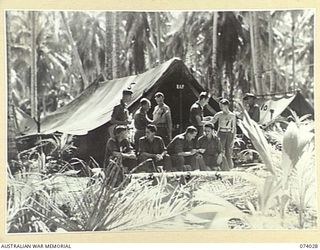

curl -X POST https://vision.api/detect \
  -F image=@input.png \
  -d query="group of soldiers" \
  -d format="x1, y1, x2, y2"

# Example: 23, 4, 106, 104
104, 87, 260, 173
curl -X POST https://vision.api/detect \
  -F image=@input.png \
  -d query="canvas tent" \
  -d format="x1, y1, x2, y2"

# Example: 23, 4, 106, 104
24, 58, 219, 164
256, 91, 314, 125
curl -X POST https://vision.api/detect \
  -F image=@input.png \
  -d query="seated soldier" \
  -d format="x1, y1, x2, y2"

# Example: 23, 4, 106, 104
167, 126, 202, 172
197, 123, 223, 171
104, 125, 137, 173
138, 124, 172, 172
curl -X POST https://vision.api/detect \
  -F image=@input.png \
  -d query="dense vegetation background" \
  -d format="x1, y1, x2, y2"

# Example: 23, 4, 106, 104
7, 10, 314, 116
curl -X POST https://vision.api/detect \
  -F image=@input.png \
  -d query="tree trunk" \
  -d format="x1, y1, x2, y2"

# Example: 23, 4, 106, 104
211, 11, 218, 92
60, 11, 89, 90
105, 12, 113, 80
226, 62, 234, 110
291, 11, 296, 91
112, 12, 121, 78
146, 13, 157, 68
155, 12, 161, 65
30, 11, 38, 120
285, 47, 289, 92
6, 11, 18, 162
249, 12, 262, 95
268, 12, 275, 94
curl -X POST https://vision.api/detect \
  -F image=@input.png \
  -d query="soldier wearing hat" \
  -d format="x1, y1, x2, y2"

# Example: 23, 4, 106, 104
211, 98, 237, 170
189, 91, 210, 138
152, 92, 173, 145
243, 93, 260, 122
109, 88, 133, 137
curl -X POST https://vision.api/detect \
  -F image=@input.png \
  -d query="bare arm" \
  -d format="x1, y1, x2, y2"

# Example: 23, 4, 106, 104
195, 115, 204, 126
211, 113, 220, 124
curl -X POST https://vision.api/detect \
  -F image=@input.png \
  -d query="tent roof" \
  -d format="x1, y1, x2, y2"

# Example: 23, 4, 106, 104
257, 91, 314, 125
26, 58, 204, 136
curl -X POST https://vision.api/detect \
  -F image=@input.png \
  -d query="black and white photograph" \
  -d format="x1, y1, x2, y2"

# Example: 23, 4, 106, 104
6, 9, 316, 233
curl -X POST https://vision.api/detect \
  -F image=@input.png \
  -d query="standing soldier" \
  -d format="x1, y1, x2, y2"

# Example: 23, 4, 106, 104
189, 92, 210, 138
211, 99, 237, 170
152, 92, 172, 145
109, 89, 133, 137
134, 98, 152, 150
243, 93, 260, 122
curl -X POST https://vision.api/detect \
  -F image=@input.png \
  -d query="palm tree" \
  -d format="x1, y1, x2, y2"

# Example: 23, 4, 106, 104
211, 11, 218, 91
60, 11, 89, 91
105, 12, 113, 80
291, 10, 296, 91
269, 11, 275, 93
113, 12, 121, 78
155, 12, 161, 65
8, 11, 72, 116
30, 11, 38, 121
249, 12, 263, 95
6, 12, 18, 162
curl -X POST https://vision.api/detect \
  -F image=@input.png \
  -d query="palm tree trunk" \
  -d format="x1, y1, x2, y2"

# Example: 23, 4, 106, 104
249, 12, 256, 93
95, 48, 101, 76
105, 12, 113, 80
6, 12, 18, 162
146, 13, 157, 68
211, 11, 218, 91
268, 12, 276, 94
269, 11, 275, 93
249, 12, 262, 95
155, 12, 161, 65
227, 62, 234, 110
291, 11, 296, 91
30, 11, 38, 121
253, 12, 263, 95
60, 11, 89, 90
112, 12, 121, 78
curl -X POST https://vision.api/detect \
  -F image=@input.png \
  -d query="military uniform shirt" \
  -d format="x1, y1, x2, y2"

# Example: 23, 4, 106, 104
197, 135, 222, 156
111, 100, 129, 123
105, 138, 132, 162
139, 136, 166, 155
167, 134, 196, 155
134, 108, 151, 130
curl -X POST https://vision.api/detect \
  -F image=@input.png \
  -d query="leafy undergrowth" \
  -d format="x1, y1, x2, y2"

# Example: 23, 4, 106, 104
7, 110, 317, 232
7, 165, 317, 232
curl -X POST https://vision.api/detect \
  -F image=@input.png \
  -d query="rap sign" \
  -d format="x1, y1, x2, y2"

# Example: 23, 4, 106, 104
176, 84, 185, 89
